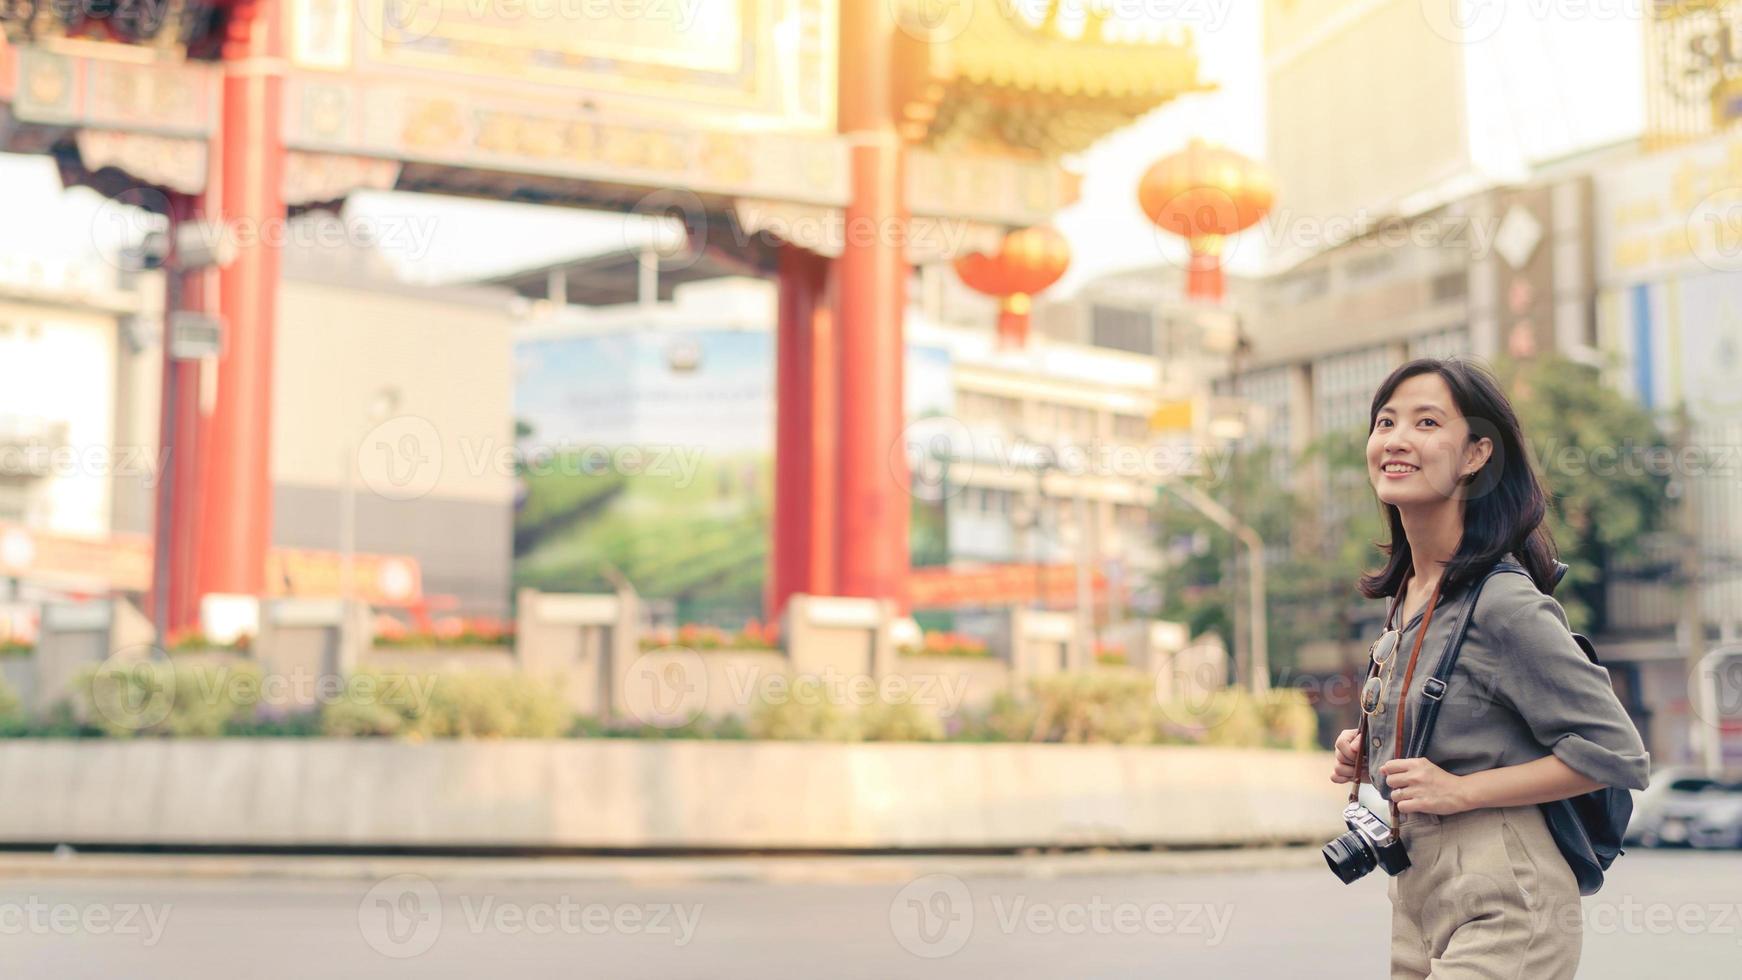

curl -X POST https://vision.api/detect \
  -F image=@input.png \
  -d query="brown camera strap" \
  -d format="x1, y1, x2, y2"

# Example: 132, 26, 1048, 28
1351, 573, 1447, 830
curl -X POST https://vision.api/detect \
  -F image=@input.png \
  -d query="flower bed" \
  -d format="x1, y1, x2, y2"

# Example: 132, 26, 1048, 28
897, 631, 991, 659
639, 620, 780, 652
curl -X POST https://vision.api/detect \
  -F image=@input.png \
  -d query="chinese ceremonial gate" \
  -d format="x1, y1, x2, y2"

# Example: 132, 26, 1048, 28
0, 0, 1205, 629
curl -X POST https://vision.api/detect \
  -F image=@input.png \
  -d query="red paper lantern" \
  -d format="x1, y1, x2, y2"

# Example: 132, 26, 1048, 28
1138, 140, 1274, 302
954, 225, 1071, 347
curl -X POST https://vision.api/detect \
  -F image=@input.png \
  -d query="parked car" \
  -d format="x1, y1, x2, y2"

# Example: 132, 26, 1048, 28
1627, 768, 1742, 848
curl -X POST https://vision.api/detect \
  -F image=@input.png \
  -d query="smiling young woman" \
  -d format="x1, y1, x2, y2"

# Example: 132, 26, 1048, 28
1328, 357, 1649, 979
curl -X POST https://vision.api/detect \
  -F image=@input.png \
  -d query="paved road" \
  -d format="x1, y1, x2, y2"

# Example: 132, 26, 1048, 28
2, 851, 1738, 978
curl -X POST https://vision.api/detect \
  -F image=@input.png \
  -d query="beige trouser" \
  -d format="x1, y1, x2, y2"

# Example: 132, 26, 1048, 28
1388, 804, 1583, 979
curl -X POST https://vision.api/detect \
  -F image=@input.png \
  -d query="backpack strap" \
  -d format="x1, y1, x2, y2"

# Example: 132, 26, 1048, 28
1403, 559, 1530, 760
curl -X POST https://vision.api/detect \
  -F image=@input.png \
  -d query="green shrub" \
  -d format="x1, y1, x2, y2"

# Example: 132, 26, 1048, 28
1026, 674, 1158, 744
320, 697, 408, 738
321, 671, 569, 739
222, 710, 324, 738
440, 672, 557, 738
967, 690, 1042, 742
1256, 689, 1319, 750
0, 674, 22, 733
78, 659, 261, 738
1197, 691, 1266, 748
747, 695, 861, 741
859, 699, 944, 742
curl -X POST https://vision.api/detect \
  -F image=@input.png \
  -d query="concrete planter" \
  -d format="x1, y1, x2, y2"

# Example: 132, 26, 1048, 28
362, 646, 517, 674
0, 738, 1345, 850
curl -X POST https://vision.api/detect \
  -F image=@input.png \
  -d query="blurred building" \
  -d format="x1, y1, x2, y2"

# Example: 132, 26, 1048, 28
0, 256, 160, 628
271, 220, 519, 620
1644, 1, 1742, 148
1592, 125, 1742, 766
0, 220, 518, 634
495, 264, 1174, 624
1262, 0, 1625, 266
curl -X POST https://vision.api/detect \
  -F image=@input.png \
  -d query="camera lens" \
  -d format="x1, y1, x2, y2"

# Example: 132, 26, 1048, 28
1323, 830, 1378, 884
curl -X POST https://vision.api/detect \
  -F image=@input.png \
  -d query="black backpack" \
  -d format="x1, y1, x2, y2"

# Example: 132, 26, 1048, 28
1406, 558, 1634, 896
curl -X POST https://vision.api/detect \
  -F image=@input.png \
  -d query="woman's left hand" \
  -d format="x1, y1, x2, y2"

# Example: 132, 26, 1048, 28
1379, 757, 1474, 815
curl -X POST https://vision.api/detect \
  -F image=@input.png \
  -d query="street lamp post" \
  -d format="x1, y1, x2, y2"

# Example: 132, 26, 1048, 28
340, 386, 401, 662
1163, 480, 1269, 694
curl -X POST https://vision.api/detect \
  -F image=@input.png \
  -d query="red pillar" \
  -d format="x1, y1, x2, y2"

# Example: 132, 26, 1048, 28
769, 246, 836, 621
151, 193, 211, 635
835, 0, 909, 607
196, 0, 284, 600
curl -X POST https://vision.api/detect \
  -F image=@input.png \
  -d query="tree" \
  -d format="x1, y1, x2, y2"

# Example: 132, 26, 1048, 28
1500, 355, 1672, 632
1148, 353, 1671, 686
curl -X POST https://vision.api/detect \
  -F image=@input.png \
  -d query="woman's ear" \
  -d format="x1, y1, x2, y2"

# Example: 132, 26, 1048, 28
1464, 436, 1494, 481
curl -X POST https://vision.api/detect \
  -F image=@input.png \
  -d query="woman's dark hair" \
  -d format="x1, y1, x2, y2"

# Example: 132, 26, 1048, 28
1358, 357, 1559, 599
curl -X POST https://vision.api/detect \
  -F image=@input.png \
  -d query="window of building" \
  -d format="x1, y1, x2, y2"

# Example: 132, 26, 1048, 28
1113, 413, 1149, 443
1408, 326, 1472, 361
1090, 304, 1155, 355
1431, 271, 1465, 304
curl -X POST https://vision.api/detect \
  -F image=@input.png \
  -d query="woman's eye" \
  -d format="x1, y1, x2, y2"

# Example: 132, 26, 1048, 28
1419, 418, 1438, 427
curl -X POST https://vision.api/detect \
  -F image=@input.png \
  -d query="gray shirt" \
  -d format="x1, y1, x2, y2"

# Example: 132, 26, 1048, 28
1366, 558, 1651, 801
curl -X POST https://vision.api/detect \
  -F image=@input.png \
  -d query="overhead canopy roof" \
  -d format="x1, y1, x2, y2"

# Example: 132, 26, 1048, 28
895, 0, 1213, 156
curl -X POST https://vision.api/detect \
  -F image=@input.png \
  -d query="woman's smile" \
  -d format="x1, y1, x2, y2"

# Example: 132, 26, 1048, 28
1380, 460, 1420, 479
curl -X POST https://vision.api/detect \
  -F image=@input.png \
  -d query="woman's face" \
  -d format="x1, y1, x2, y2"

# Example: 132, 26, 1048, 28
1367, 372, 1492, 509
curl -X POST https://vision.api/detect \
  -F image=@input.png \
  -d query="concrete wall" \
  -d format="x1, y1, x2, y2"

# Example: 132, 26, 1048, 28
0, 739, 1346, 849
